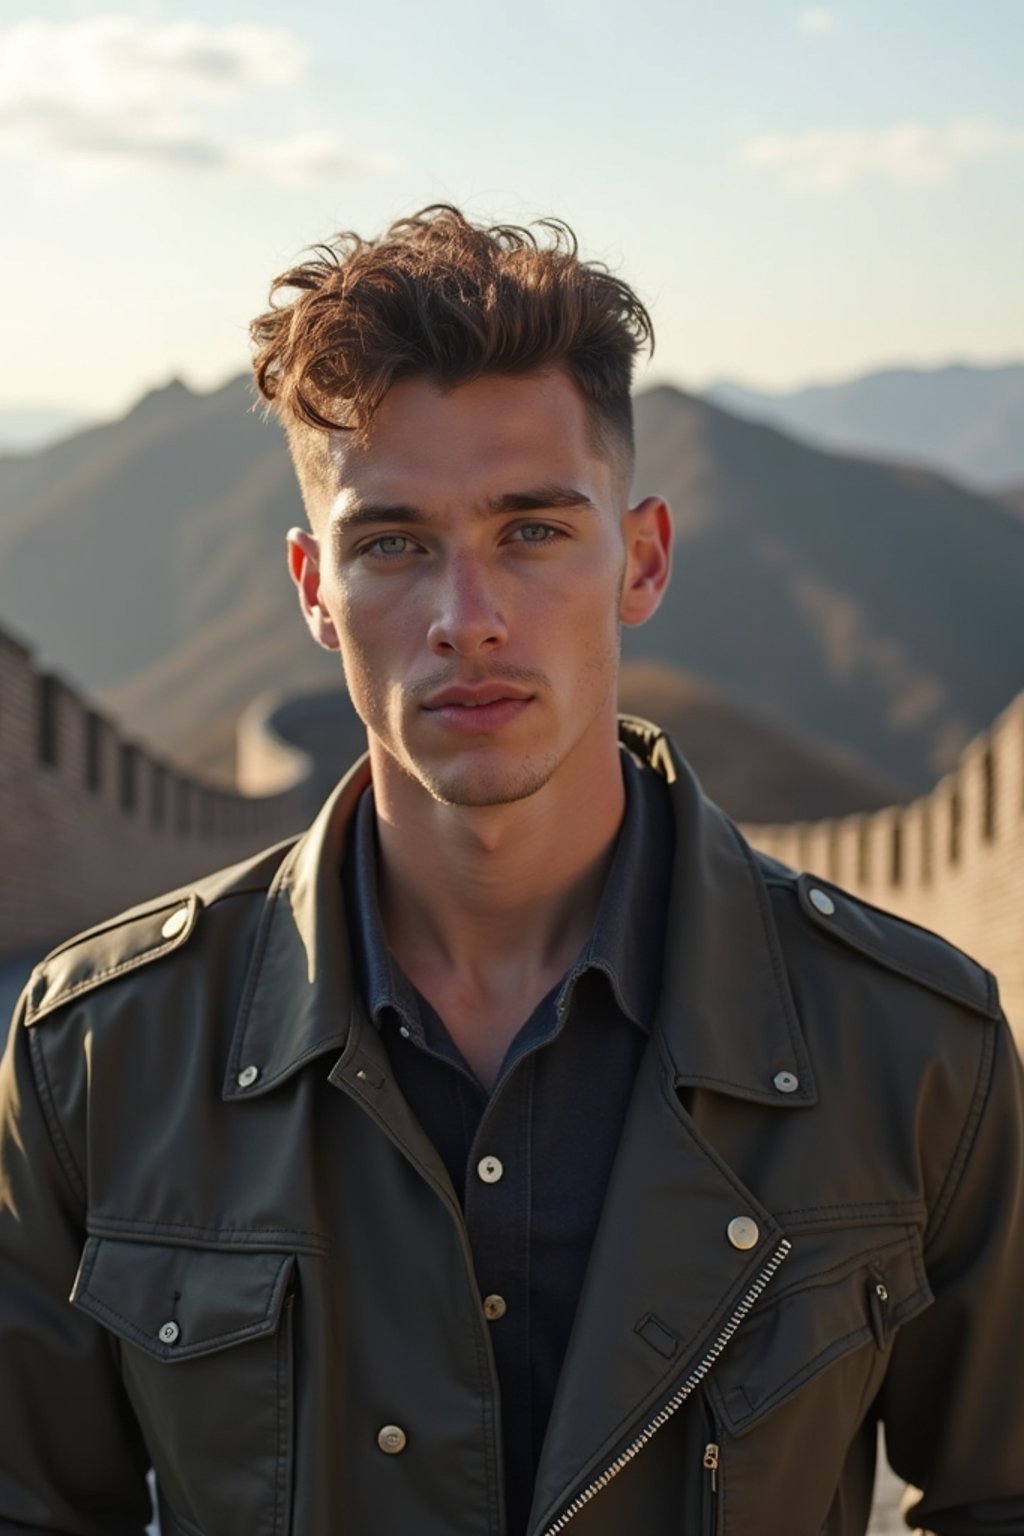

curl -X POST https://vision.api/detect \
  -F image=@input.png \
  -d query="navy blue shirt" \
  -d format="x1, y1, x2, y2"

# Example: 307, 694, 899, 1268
342, 748, 675, 1534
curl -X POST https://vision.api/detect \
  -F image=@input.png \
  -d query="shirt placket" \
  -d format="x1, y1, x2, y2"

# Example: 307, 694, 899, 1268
464, 1061, 536, 1481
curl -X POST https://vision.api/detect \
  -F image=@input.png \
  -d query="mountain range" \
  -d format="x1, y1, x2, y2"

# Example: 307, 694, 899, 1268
1, 372, 1022, 818
709, 362, 1024, 490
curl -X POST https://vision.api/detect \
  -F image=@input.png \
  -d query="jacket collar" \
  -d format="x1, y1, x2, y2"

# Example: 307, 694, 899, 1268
223, 717, 817, 1109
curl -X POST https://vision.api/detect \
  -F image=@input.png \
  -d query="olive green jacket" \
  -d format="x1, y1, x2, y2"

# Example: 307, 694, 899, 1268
2, 719, 1023, 1536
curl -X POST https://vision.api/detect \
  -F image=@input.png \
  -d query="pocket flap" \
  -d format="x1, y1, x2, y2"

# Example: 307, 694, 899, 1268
708, 1229, 931, 1437
72, 1237, 295, 1362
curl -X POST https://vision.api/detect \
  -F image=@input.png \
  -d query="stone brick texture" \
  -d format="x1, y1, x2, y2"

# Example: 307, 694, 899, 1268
0, 627, 307, 953
744, 689, 1024, 1053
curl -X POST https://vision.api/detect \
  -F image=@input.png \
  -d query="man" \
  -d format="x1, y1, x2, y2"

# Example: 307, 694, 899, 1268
1, 206, 1022, 1536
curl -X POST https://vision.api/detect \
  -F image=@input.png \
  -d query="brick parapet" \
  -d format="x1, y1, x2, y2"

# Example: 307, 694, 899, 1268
0, 622, 308, 953
743, 690, 1024, 1046
5, 614, 1024, 1047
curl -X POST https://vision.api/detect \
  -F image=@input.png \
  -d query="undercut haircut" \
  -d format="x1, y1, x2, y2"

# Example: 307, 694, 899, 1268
250, 204, 654, 519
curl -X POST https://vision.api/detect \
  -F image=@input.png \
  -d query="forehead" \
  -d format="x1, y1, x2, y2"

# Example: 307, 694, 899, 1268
326, 370, 614, 512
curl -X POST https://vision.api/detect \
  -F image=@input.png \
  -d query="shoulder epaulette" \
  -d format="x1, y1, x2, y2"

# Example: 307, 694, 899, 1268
793, 872, 1001, 1021
26, 892, 202, 1026
24, 836, 298, 1027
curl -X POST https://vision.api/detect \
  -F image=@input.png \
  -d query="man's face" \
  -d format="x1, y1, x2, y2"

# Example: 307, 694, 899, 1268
288, 368, 670, 808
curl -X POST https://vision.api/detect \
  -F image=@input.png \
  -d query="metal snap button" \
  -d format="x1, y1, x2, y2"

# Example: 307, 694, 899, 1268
237, 1064, 260, 1088
809, 887, 836, 917
158, 1321, 180, 1345
377, 1424, 407, 1454
161, 907, 190, 940
727, 1216, 760, 1251
773, 1070, 799, 1094
483, 1294, 507, 1321
477, 1156, 504, 1184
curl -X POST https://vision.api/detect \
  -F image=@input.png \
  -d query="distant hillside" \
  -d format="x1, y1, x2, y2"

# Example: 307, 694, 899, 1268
628, 385, 1024, 788
996, 485, 1024, 518
708, 362, 1024, 489
617, 662, 903, 821
224, 666, 903, 826
1, 373, 1022, 804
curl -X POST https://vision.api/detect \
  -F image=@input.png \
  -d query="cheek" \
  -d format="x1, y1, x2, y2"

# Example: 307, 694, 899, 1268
330, 578, 416, 717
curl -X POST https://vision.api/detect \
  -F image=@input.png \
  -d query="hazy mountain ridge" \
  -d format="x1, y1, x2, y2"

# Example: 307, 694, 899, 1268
1, 372, 1022, 815
708, 361, 1024, 490
617, 661, 903, 821
996, 485, 1024, 518
627, 384, 1024, 788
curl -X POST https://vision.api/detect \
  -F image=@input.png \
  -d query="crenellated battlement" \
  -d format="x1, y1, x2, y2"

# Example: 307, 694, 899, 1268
743, 689, 1024, 1042
3, 614, 1022, 1040
0, 622, 310, 952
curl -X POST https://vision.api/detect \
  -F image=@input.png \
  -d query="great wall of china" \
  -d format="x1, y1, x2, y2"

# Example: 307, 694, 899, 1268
2, 618, 1022, 1043
0, 617, 1018, 1531
747, 688, 1024, 1043
0, 623, 307, 957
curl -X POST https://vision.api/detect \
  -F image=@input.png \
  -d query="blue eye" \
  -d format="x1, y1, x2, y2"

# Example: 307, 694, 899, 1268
368, 534, 413, 557
516, 523, 558, 543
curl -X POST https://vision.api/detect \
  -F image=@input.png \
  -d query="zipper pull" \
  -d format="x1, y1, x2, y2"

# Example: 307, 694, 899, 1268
868, 1268, 890, 1350
702, 1443, 720, 1493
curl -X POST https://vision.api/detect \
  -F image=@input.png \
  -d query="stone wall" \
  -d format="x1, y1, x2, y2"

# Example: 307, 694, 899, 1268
0, 624, 309, 953
4, 608, 1023, 1045
743, 689, 1024, 1044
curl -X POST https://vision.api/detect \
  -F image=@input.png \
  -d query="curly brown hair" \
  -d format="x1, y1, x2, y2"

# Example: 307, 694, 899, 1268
250, 204, 653, 517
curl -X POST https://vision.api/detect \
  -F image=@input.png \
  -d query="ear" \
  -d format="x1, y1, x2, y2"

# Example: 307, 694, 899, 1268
286, 528, 341, 652
619, 496, 672, 627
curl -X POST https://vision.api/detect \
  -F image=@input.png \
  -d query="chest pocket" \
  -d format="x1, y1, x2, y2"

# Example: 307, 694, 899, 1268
707, 1226, 932, 1439
72, 1236, 295, 1536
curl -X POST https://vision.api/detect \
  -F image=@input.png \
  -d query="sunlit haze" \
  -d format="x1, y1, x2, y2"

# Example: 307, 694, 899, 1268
3, 0, 1022, 420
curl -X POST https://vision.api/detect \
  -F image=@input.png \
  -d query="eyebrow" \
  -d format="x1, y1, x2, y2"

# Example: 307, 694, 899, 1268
334, 484, 597, 528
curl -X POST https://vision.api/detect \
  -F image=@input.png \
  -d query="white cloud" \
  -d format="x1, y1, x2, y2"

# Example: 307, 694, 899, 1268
739, 118, 1024, 192
0, 16, 379, 182
797, 7, 838, 34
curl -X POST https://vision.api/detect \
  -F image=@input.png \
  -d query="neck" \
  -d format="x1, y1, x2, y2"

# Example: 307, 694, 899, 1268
369, 736, 626, 996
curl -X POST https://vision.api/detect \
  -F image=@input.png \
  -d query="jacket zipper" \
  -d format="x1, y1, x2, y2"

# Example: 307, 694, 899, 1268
540, 1238, 791, 1536
702, 1438, 720, 1534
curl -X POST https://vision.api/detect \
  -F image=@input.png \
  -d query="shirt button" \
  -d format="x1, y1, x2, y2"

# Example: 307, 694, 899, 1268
237, 1065, 260, 1089
483, 1294, 507, 1321
158, 1321, 180, 1345
773, 1070, 799, 1094
727, 1216, 760, 1251
477, 1156, 504, 1184
398, 1025, 411, 1039
809, 887, 836, 916
377, 1424, 407, 1455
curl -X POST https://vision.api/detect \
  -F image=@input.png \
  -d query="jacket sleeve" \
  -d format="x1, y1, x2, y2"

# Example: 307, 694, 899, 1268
0, 990, 153, 1535
878, 1009, 1024, 1535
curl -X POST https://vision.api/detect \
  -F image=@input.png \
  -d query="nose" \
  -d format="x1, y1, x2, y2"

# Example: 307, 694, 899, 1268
427, 551, 508, 656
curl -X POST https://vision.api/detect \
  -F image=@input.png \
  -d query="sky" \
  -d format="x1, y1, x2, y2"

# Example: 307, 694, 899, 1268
2, 0, 1022, 421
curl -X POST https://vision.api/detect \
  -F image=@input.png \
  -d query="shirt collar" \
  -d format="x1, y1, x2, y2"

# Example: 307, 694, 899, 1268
344, 746, 672, 1041
344, 787, 421, 1035
222, 719, 817, 1111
